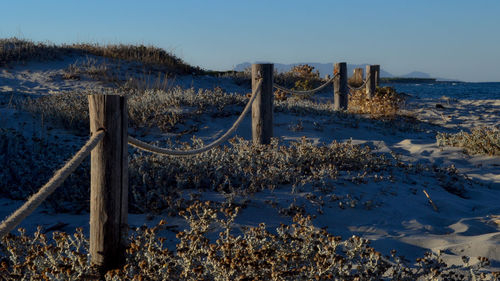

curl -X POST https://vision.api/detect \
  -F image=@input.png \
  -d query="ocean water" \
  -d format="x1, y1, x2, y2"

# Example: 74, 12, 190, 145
381, 82, 500, 100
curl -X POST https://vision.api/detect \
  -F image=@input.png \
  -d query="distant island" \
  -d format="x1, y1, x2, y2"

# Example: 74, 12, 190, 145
380, 77, 436, 83
234, 62, 458, 83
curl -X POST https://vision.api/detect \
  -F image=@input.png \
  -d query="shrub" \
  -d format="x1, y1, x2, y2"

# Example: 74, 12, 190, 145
273, 64, 328, 101
0, 202, 496, 280
349, 86, 406, 118
437, 127, 500, 156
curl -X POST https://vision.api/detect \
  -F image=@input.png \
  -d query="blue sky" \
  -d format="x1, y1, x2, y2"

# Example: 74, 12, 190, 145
1, 0, 499, 82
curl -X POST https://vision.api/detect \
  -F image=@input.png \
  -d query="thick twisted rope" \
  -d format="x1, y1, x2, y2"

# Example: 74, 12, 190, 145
0, 130, 105, 238
273, 74, 337, 95
128, 78, 263, 156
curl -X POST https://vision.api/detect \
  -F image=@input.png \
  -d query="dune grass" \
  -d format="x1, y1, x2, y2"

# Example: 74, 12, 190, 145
0, 38, 69, 66
0, 37, 200, 75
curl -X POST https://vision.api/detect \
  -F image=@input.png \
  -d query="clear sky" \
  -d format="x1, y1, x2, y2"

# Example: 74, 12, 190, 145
1, 0, 499, 82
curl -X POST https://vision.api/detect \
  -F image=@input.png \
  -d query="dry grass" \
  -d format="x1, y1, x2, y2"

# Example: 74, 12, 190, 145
0, 38, 70, 66
349, 86, 406, 118
0, 38, 200, 75
437, 127, 500, 156
62, 56, 117, 82
70, 43, 201, 75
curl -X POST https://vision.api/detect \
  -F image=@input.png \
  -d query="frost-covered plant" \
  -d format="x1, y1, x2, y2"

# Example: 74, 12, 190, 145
437, 127, 500, 156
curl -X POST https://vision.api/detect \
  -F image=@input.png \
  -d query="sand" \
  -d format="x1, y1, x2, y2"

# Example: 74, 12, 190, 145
0, 55, 499, 271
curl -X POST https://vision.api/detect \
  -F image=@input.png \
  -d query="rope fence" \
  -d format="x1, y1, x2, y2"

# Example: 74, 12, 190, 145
272, 74, 337, 95
0, 129, 105, 238
129, 78, 262, 156
0, 62, 381, 273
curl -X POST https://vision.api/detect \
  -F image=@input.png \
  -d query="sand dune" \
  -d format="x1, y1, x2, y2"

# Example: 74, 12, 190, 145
0, 56, 499, 271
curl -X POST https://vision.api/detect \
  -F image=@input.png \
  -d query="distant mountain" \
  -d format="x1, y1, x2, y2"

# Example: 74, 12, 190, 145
234, 62, 394, 78
399, 71, 431, 78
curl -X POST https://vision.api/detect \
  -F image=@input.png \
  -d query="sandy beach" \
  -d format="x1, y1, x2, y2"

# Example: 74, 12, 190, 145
0, 53, 499, 275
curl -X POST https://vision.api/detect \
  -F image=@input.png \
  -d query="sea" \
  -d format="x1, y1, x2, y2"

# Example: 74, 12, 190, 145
381, 82, 500, 100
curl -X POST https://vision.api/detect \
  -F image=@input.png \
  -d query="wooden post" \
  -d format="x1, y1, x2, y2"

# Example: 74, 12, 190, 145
251, 63, 273, 144
334, 62, 348, 110
348, 67, 364, 87
88, 95, 128, 274
365, 65, 377, 98
372, 65, 380, 86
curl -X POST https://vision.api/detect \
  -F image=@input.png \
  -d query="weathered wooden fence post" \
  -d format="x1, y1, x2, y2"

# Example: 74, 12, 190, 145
365, 65, 377, 98
348, 67, 364, 86
334, 62, 348, 110
373, 64, 380, 86
251, 63, 273, 144
88, 95, 128, 274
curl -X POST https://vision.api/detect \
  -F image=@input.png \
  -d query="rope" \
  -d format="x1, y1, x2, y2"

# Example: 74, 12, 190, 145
0, 130, 105, 238
128, 78, 263, 156
273, 74, 337, 95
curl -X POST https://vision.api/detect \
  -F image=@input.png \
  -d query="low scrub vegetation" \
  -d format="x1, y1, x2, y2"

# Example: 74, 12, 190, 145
21, 84, 366, 136
437, 127, 500, 156
20, 86, 247, 133
0, 128, 90, 212
0, 124, 471, 214
128, 137, 389, 212
3, 40, 497, 279
274, 64, 327, 100
0, 202, 496, 280
349, 86, 406, 118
